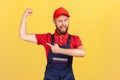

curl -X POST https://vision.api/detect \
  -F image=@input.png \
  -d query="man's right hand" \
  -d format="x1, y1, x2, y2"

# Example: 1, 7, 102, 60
23, 9, 32, 17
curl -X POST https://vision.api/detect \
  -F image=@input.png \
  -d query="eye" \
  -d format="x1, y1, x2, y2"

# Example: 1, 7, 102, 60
58, 20, 62, 22
64, 19, 68, 22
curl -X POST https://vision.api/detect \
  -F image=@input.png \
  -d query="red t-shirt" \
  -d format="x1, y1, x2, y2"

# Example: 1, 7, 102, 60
35, 31, 83, 59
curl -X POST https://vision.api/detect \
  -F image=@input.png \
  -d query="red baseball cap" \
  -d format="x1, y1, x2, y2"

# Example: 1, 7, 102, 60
53, 7, 70, 19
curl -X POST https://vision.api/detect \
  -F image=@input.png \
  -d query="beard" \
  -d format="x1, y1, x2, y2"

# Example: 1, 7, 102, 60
56, 25, 69, 35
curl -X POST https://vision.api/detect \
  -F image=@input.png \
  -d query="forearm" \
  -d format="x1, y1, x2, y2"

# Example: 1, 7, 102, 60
59, 48, 85, 57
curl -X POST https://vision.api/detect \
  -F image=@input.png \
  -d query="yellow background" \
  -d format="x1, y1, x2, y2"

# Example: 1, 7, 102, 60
0, 0, 120, 80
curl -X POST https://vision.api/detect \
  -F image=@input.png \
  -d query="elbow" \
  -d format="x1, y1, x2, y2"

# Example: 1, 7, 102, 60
19, 34, 26, 40
78, 50, 85, 57
19, 34, 23, 40
81, 50, 85, 57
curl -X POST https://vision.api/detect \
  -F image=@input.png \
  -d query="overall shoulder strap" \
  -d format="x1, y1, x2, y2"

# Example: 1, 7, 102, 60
51, 34, 54, 45
67, 34, 71, 44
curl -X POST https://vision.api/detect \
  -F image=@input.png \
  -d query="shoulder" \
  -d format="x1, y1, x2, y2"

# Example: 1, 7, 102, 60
35, 33, 52, 45
35, 33, 52, 38
35, 33, 51, 36
69, 34, 83, 48
35, 32, 52, 41
69, 34, 81, 40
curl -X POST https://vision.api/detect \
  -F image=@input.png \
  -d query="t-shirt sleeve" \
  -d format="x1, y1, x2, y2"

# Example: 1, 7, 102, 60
73, 35, 83, 48
35, 33, 51, 45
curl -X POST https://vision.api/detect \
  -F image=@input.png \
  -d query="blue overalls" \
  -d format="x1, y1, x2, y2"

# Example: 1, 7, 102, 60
44, 34, 75, 80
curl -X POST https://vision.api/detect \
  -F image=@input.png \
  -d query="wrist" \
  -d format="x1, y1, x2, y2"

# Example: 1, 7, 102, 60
59, 48, 63, 54
22, 15, 27, 19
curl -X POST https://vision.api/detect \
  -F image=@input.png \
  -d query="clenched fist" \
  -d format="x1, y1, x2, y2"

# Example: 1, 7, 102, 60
23, 9, 32, 17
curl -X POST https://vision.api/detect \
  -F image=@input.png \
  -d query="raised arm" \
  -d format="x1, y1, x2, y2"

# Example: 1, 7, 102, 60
19, 9, 37, 43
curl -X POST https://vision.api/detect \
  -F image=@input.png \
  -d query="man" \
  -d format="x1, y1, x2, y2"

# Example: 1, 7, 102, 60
20, 7, 85, 80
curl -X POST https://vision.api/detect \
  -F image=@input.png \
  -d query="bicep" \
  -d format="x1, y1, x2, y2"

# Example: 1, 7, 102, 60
20, 34, 37, 43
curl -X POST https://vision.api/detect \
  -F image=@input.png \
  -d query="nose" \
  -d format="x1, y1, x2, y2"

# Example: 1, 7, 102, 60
61, 21, 66, 26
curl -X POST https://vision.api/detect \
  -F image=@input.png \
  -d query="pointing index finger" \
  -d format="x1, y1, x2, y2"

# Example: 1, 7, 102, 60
46, 43, 52, 47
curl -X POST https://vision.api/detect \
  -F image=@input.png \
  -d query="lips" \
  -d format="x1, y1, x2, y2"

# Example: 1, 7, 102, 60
60, 27, 66, 32
60, 25, 66, 28
56, 26, 68, 35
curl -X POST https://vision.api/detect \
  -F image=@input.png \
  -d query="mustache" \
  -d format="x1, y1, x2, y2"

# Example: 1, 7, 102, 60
56, 26, 69, 35
60, 25, 66, 28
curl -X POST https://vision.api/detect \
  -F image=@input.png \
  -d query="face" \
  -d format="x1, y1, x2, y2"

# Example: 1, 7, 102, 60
54, 15, 69, 35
